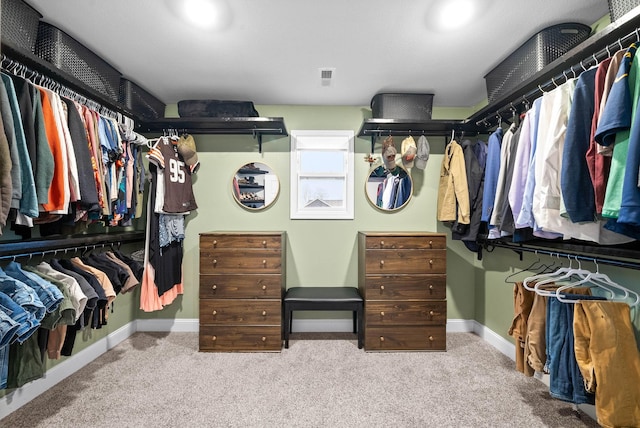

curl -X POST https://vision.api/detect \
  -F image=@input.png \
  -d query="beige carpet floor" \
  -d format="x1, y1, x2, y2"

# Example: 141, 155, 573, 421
0, 332, 599, 428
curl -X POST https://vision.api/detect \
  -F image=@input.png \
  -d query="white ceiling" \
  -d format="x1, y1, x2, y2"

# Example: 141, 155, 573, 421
24, 0, 609, 109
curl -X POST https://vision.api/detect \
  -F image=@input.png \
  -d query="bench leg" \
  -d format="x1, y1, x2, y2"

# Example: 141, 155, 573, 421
357, 306, 364, 349
352, 311, 357, 333
284, 304, 291, 349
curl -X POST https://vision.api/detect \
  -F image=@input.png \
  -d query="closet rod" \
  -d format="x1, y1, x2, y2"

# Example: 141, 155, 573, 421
484, 240, 640, 271
473, 21, 640, 129
0, 43, 137, 121
0, 54, 128, 123
0, 231, 145, 261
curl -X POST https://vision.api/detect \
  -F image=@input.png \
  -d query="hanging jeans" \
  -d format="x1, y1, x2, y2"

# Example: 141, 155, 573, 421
546, 295, 597, 405
573, 300, 640, 428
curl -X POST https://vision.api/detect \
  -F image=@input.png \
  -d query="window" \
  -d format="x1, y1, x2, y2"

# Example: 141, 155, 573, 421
290, 130, 354, 219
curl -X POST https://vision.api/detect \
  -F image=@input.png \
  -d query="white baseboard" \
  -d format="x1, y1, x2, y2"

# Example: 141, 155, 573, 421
0, 322, 136, 419
0, 317, 519, 420
136, 318, 199, 332
470, 320, 516, 361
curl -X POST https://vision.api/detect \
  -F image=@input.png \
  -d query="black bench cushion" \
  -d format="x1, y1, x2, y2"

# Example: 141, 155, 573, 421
284, 287, 362, 302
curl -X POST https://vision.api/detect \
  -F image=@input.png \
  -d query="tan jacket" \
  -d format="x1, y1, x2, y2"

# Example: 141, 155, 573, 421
437, 140, 470, 224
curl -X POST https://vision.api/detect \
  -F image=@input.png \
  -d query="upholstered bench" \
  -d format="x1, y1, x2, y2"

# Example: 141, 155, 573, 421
283, 287, 363, 349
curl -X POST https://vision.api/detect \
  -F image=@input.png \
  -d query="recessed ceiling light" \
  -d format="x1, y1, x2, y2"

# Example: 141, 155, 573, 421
439, 0, 475, 30
179, 0, 230, 30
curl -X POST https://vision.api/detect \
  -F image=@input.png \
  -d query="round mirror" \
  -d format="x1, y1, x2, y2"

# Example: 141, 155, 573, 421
232, 162, 279, 210
365, 164, 413, 211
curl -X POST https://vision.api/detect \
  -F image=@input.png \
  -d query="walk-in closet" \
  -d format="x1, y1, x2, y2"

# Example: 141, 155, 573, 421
1, 1, 640, 427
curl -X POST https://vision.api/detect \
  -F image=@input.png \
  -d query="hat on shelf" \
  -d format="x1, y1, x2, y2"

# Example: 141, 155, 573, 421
401, 136, 417, 169
176, 134, 198, 167
381, 135, 397, 170
415, 135, 430, 170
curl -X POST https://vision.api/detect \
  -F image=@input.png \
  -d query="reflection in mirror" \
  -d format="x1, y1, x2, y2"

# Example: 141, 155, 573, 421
232, 162, 279, 210
365, 164, 412, 211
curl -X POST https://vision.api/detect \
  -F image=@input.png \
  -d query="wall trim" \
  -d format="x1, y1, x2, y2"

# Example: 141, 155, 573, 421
469, 320, 516, 361
136, 318, 199, 332
0, 322, 136, 420
1, 318, 514, 420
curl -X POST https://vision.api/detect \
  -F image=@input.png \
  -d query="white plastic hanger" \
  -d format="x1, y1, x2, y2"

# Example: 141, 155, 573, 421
555, 260, 639, 306
523, 255, 590, 296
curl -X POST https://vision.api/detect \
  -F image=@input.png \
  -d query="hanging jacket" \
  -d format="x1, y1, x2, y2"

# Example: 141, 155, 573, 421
451, 139, 487, 250
437, 139, 470, 225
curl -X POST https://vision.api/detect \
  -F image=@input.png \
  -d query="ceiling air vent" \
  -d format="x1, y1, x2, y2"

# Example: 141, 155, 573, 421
319, 68, 335, 86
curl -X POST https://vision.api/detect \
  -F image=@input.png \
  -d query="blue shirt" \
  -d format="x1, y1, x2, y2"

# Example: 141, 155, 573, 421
562, 68, 597, 223
480, 127, 503, 223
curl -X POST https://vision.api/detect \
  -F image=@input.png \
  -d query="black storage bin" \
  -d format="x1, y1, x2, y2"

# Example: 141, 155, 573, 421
0, 0, 42, 53
119, 79, 166, 120
608, 0, 640, 21
177, 99, 259, 118
370, 93, 434, 120
484, 23, 592, 103
35, 22, 122, 102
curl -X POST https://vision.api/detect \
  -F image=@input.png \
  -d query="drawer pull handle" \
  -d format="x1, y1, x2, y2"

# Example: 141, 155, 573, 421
380, 240, 384, 247
429, 240, 433, 247
429, 259, 433, 265
380, 285, 385, 291
262, 285, 267, 290
380, 311, 385, 317
262, 260, 267, 265
429, 310, 435, 316
212, 335, 217, 341
212, 310, 217, 316
380, 260, 385, 266
429, 284, 434, 290
428, 336, 434, 342
213, 259, 217, 265
211, 284, 217, 290
212, 240, 217, 247
380, 336, 385, 342
262, 240, 267, 247
262, 310, 267, 316
261, 336, 267, 342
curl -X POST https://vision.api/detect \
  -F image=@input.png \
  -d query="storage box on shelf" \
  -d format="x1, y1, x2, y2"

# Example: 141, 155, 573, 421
119, 79, 166, 120
370, 93, 434, 121
0, 0, 42, 53
608, 0, 640, 21
484, 23, 592, 103
35, 21, 122, 102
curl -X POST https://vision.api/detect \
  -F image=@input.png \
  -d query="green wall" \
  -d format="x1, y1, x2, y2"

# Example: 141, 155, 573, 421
137, 103, 480, 323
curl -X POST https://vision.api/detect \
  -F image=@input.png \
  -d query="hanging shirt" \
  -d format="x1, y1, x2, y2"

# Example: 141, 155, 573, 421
147, 137, 198, 214
599, 44, 638, 221
481, 127, 503, 224
561, 67, 598, 223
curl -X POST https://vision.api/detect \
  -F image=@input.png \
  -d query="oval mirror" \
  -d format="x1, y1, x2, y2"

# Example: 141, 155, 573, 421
232, 162, 279, 210
365, 164, 413, 211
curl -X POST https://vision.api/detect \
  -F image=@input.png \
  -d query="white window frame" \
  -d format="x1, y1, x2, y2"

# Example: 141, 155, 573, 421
290, 130, 354, 219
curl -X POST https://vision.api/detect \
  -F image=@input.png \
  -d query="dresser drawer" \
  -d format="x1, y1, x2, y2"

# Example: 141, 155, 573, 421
200, 274, 282, 299
199, 325, 282, 352
364, 234, 446, 250
365, 326, 446, 351
365, 301, 446, 326
200, 299, 281, 324
364, 249, 446, 274
363, 275, 446, 300
200, 249, 282, 274
200, 233, 282, 250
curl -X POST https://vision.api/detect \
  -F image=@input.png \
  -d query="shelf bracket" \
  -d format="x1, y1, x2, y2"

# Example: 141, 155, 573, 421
251, 129, 263, 153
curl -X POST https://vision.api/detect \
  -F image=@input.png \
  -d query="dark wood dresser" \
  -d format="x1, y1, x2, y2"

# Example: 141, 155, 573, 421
199, 231, 285, 352
358, 232, 447, 351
